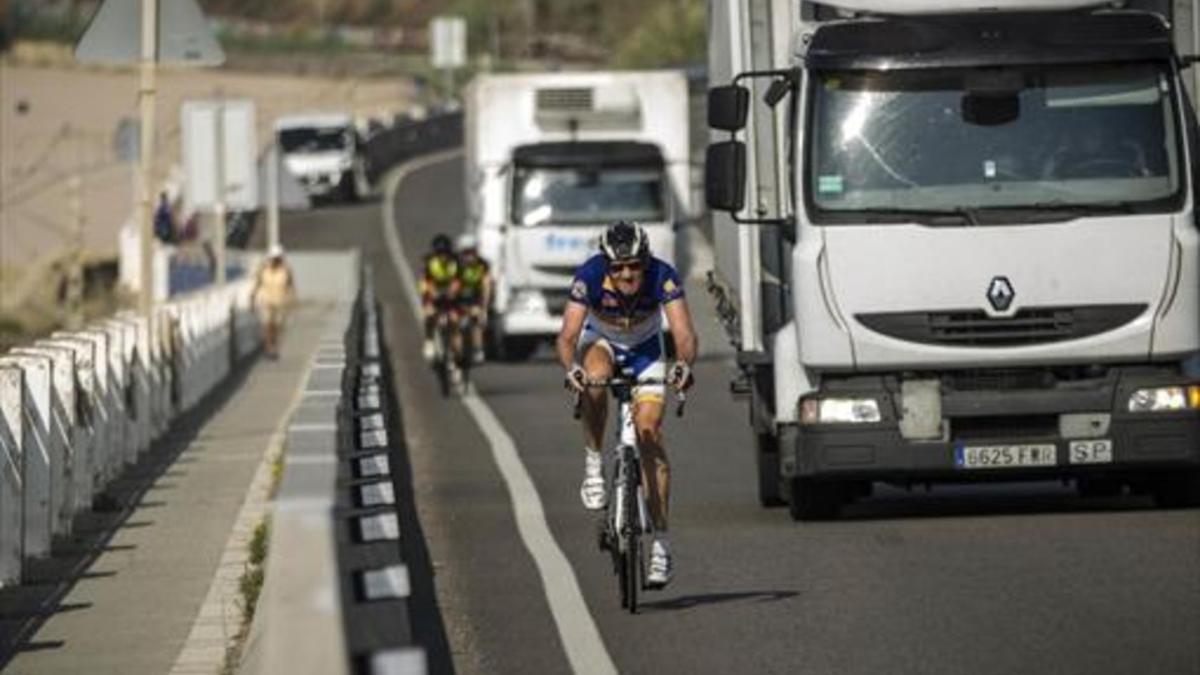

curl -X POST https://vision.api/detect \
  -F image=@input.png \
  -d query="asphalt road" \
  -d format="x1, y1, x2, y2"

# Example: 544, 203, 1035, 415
272, 154, 1200, 675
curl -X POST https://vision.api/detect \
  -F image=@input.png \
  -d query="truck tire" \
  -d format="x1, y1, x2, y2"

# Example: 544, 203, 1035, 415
788, 478, 843, 521
487, 325, 536, 362
755, 432, 785, 507
1151, 470, 1200, 508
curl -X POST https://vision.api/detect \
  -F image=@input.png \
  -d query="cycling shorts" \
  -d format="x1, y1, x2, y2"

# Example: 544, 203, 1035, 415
578, 328, 665, 402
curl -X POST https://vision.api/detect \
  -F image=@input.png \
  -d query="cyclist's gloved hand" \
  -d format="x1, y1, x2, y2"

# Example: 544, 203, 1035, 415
565, 364, 588, 393
669, 360, 694, 391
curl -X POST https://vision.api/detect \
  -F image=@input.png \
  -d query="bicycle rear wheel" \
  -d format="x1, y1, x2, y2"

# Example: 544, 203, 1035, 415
459, 320, 473, 394
435, 323, 452, 397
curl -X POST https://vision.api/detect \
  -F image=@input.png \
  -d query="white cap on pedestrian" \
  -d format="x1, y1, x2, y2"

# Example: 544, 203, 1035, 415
268, 244, 285, 259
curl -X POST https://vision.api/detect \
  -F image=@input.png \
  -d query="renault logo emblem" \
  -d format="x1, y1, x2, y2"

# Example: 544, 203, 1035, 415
987, 276, 1015, 312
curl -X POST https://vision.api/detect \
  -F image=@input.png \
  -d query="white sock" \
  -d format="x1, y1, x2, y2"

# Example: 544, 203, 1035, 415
654, 535, 671, 552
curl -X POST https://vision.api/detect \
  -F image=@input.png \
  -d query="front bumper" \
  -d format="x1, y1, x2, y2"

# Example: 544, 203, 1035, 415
791, 368, 1200, 481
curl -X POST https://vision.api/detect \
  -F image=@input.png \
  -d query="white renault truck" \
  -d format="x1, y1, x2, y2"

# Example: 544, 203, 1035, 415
463, 71, 690, 359
274, 112, 369, 203
705, 0, 1200, 518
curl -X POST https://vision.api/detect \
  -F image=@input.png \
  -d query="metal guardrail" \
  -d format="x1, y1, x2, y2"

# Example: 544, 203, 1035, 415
0, 280, 261, 587
244, 267, 428, 675
363, 113, 463, 185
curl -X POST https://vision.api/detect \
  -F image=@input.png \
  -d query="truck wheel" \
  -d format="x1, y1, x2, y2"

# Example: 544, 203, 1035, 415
1151, 470, 1200, 508
788, 478, 843, 521
503, 337, 538, 361
755, 432, 785, 508
339, 172, 358, 203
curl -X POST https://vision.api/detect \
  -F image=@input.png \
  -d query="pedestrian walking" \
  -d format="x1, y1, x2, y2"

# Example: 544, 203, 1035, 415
252, 244, 295, 359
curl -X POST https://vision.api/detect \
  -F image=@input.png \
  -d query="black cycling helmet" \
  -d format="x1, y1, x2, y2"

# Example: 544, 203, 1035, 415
599, 220, 650, 264
431, 234, 453, 255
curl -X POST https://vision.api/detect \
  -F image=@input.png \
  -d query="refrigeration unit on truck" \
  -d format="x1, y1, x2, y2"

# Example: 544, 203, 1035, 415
274, 112, 369, 203
464, 71, 690, 359
704, 0, 1200, 518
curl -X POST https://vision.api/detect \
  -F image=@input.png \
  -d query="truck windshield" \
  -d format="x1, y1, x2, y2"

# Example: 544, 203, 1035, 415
807, 62, 1182, 223
278, 127, 350, 154
512, 167, 666, 226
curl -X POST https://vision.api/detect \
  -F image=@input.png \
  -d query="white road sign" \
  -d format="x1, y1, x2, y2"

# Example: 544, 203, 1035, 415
430, 16, 467, 69
75, 0, 225, 66
181, 100, 259, 213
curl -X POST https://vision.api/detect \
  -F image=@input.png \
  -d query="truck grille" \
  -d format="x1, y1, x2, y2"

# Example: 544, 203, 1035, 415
536, 87, 593, 113
856, 304, 1146, 347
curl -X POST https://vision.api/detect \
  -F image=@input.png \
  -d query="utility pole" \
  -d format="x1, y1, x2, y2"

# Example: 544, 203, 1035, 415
137, 0, 158, 319
66, 124, 85, 330
266, 141, 279, 252
213, 92, 227, 285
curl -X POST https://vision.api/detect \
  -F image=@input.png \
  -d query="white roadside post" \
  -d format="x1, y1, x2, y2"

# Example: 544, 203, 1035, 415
79, 330, 113, 494
108, 317, 140, 466
0, 366, 25, 586
101, 320, 129, 478
15, 345, 78, 538
49, 337, 98, 513
0, 355, 54, 558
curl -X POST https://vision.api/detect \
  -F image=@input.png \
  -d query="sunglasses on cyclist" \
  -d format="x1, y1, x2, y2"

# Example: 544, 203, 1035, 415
608, 260, 644, 275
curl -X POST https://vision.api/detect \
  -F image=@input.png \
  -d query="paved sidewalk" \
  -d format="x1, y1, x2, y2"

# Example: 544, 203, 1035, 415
0, 304, 334, 675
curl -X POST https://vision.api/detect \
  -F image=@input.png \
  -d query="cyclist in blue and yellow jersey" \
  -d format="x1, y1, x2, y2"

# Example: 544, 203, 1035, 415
420, 234, 460, 361
455, 233, 493, 365
556, 220, 697, 588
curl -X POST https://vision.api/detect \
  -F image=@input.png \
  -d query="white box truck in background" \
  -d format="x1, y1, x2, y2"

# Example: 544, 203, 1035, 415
275, 112, 369, 203
705, 0, 1200, 518
464, 71, 690, 359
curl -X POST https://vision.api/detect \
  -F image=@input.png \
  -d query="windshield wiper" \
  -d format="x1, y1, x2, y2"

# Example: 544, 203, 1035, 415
851, 207, 981, 226
975, 200, 1142, 223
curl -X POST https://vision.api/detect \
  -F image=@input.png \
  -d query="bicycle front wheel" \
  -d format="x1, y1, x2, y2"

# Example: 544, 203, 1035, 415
624, 459, 641, 614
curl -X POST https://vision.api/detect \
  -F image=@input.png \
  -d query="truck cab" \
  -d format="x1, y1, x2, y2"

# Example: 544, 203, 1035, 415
706, 0, 1200, 518
464, 72, 690, 359
274, 112, 368, 203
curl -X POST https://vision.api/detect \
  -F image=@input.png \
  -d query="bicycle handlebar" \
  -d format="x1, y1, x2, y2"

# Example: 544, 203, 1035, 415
569, 378, 688, 418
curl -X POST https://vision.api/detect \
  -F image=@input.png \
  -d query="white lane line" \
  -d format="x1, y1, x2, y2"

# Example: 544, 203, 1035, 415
382, 152, 618, 675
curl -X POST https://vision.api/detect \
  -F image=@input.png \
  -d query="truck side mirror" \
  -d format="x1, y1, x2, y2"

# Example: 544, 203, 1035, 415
705, 141, 747, 212
708, 85, 750, 132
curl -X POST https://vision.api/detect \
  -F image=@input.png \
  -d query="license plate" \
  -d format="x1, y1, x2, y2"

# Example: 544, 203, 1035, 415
1068, 439, 1113, 465
955, 443, 1057, 469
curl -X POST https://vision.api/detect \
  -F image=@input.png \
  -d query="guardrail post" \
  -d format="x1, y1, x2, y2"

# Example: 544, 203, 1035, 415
0, 366, 25, 586
0, 355, 53, 558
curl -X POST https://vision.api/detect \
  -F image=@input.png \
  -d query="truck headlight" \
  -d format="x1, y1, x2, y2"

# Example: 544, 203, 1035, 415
799, 397, 882, 424
1127, 386, 1200, 413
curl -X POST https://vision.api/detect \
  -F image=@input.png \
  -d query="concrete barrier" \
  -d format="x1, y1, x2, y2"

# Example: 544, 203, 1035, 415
0, 275, 263, 587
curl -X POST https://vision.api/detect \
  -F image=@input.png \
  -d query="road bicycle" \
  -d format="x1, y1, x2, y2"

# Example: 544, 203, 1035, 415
430, 302, 460, 398
573, 371, 685, 614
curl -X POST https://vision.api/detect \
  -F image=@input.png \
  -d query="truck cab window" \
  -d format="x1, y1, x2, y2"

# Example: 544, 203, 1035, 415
511, 166, 667, 226
807, 62, 1182, 222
